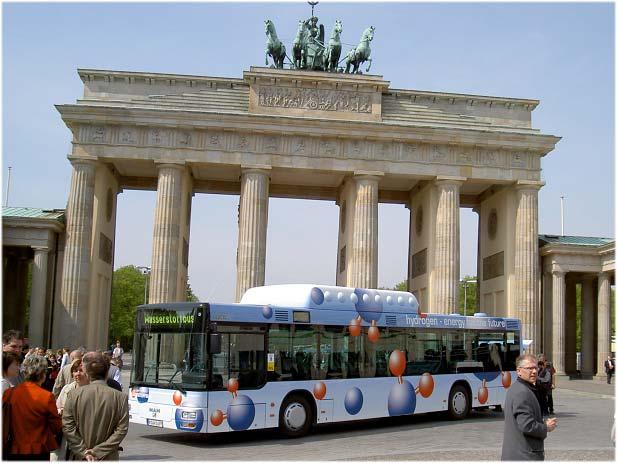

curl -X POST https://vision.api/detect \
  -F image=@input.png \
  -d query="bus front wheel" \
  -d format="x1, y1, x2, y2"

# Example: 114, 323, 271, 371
279, 394, 313, 438
448, 384, 470, 420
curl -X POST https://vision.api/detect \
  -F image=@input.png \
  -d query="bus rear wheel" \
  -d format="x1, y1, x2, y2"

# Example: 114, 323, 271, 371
448, 384, 470, 420
279, 394, 313, 438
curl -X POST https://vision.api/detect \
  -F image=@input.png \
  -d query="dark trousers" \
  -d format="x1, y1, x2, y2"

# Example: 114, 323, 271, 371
547, 389, 554, 413
538, 391, 549, 415
607, 370, 613, 384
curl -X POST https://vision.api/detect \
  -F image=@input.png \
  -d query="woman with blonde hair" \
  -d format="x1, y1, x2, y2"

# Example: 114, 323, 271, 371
51, 359, 90, 461
2, 355, 61, 460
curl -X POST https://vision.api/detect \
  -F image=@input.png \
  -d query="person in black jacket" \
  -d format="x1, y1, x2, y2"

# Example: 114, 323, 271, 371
604, 356, 614, 384
501, 354, 557, 461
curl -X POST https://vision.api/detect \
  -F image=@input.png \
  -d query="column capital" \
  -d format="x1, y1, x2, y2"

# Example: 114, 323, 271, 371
31, 246, 49, 254
553, 270, 566, 278
241, 164, 272, 175
353, 170, 384, 180
435, 175, 466, 186
154, 161, 186, 171
598, 271, 611, 280
68, 156, 99, 169
514, 180, 545, 191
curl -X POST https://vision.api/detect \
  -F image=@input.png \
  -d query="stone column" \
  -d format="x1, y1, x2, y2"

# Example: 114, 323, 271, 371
150, 163, 186, 304
473, 207, 481, 312
431, 178, 462, 314
552, 270, 566, 376
564, 278, 577, 373
57, 159, 97, 347
29, 247, 49, 347
581, 275, 596, 377
348, 173, 380, 289
235, 167, 270, 302
595, 272, 611, 380
514, 183, 541, 354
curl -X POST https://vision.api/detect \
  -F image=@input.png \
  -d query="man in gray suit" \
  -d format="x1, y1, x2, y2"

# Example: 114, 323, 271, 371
62, 351, 129, 460
501, 354, 557, 460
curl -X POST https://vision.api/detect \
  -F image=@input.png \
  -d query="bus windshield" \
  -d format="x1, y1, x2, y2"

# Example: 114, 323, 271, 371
131, 305, 209, 390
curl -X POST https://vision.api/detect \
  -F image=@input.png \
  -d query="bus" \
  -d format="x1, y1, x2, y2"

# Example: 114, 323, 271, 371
128, 284, 520, 437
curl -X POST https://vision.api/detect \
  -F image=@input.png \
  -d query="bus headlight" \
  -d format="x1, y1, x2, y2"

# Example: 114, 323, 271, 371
181, 411, 197, 420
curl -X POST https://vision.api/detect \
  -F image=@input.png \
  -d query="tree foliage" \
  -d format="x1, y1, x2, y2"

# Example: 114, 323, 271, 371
109, 266, 201, 348
383, 277, 478, 315
109, 266, 145, 349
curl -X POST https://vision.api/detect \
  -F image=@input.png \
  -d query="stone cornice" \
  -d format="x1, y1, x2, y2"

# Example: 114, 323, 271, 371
387, 88, 539, 110
540, 242, 615, 257
55, 103, 560, 154
78, 68, 245, 87
3, 216, 65, 233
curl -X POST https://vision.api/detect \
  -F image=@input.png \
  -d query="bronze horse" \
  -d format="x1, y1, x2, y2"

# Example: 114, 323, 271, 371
292, 19, 309, 69
324, 20, 343, 72
345, 26, 374, 74
265, 19, 286, 69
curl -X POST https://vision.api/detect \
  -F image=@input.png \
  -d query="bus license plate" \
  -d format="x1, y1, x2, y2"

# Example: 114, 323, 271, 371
147, 419, 163, 428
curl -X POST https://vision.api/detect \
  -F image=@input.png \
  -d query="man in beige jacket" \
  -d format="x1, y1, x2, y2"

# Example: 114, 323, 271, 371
62, 351, 129, 460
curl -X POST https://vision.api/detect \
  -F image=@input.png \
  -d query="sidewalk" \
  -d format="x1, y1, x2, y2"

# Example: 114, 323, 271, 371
556, 377, 615, 397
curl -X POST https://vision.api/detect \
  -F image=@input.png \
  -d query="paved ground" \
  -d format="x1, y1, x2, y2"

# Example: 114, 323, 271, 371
118, 357, 615, 461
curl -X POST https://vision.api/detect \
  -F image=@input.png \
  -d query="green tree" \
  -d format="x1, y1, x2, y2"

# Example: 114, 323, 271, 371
186, 280, 199, 302
109, 265, 145, 349
458, 276, 478, 315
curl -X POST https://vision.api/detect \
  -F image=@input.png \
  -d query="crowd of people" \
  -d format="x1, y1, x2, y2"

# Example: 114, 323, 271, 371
2, 330, 128, 460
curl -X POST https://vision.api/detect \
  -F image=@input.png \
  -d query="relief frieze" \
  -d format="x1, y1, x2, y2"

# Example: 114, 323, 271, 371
401, 143, 424, 162
258, 86, 372, 114
319, 139, 339, 157
148, 128, 170, 146
262, 135, 281, 153
177, 131, 193, 148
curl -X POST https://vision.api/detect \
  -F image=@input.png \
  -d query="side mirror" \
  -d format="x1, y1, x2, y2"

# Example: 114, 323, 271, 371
210, 333, 222, 354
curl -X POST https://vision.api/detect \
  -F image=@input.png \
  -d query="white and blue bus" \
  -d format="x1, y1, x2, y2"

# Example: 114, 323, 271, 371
129, 284, 520, 437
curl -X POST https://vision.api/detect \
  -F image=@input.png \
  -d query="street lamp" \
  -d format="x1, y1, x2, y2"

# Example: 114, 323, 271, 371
137, 266, 151, 304
462, 279, 477, 315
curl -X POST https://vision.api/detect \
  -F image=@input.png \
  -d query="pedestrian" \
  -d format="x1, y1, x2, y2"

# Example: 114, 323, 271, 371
604, 355, 614, 384
536, 361, 551, 417
2, 352, 20, 394
2, 330, 24, 386
52, 350, 84, 399
52, 359, 90, 461
545, 360, 555, 414
2, 355, 62, 460
62, 351, 129, 460
501, 354, 557, 461
103, 351, 122, 387
59, 348, 70, 370
112, 341, 124, 370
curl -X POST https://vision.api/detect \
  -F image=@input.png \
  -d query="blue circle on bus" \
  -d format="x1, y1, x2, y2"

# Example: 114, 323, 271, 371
388, 380, 416, 416
473, 371, 501, 382
227, 395, 256, 431
174, 408, 204, 432
344, 387, 363, 415
262, 305, 273, 319
353, 288, 383, 322
136, 387, 149, 403
311, 287, 325, 305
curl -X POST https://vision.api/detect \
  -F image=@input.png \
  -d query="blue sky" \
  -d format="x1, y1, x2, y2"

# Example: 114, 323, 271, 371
3, 2, 614, 302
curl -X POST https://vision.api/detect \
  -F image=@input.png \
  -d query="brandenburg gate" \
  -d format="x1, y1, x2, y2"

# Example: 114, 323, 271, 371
54, 66, 560, 349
